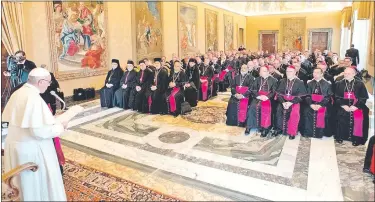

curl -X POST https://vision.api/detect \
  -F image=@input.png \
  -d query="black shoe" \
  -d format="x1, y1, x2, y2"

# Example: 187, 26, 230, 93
272, 130, 281, 137
363, 168, 371, 174
336, 139, 343, 144
245, 128, 250, 136
261, 129, 268, 137
352, 141, 359, 146
289, 135, 295, 140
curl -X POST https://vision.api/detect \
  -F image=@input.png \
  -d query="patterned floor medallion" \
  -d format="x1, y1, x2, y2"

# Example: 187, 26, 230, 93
159, 132, 190, 144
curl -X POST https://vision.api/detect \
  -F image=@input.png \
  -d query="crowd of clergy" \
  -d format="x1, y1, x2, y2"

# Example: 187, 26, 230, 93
99, 48, 369, 146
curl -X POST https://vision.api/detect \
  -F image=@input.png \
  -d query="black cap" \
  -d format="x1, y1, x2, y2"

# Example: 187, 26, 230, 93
189, 58, 196, 63
111, 59, 119, 64
127, 60, 134, 65
154, 58, 161, 62
139, 60, 145, 65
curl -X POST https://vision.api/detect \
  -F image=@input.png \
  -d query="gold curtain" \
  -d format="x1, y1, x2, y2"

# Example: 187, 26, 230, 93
357, 1, 373, 20
1, 2, 26, 55
341, 6, 352, 28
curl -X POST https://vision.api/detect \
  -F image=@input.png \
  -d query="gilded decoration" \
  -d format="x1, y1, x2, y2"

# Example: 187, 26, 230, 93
178, 3, 198, 56
133, 2, 163, 61
224, 14, 234, 51
280, 17, 306, 51
205, 9, 218, 52
46, 1, 108, 81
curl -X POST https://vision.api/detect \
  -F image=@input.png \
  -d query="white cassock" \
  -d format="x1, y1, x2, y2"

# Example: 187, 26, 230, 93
2, 83, 67, 201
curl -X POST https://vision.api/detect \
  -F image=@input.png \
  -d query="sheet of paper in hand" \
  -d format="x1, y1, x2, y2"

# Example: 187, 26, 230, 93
56, 105, 84, 126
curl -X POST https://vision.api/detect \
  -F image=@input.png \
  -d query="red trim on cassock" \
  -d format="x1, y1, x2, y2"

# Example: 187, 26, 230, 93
311, 94, 326, 128
283, 95, 300, 136
236, 86, 249, 123
169, 87, 180, 113
200, 76, 209, 100
258, 91, 271, 128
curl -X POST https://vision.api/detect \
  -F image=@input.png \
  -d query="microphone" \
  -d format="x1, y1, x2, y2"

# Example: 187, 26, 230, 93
50, 91, 66, 110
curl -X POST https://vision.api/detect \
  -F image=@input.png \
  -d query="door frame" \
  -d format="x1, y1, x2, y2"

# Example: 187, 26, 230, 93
308, 28, 333, 52
258, 30, 279, 53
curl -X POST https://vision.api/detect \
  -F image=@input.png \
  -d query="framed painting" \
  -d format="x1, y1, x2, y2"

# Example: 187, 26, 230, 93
46, 1, 108, 80
224, 14, 234, 51
178, 3, 198, 57
132, 2, 163, 62
205, 9, 218, 52
280, 17, 306, 51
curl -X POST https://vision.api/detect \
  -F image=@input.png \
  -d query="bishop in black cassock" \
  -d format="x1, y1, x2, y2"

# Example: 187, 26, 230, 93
167, 61, 187, 116
113, 60, 137, 109
302, 68, 333, 138
184, 59, 200, 107
334, 67, 369, 146
226, 64, 254, 127
273, 65, 307, 139
100, 59, 124, 108
133, 60, 154, 113
149, 58, 169, 114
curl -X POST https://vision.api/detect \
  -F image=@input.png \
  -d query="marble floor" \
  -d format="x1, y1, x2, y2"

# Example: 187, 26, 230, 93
59, 92, 374, 201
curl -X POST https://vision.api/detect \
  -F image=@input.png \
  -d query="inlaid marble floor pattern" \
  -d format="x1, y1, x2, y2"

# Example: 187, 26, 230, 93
60, 92, 374, 201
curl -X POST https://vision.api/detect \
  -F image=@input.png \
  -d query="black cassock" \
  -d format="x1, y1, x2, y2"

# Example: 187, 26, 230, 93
113, 70, 137, 109
334, 79, 369, 145
185, 65, 200, 107
167, 71, 187, 116
274, 78, 307, 136
150, 68, 169, 114
246, 76, 277, 130
249, 69, 259, 78
218, 59, 232, 92
199, 64, 214, 101
211, 63, 221, 97
226, 73, 254, 126
296, 69, 310, 84
133, 68, 154, 113
100, 67, 124, 108
270, 72, 282, 81
302, 79, 333, 138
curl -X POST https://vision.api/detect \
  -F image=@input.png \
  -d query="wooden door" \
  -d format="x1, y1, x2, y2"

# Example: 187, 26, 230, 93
311, 32, 328, 52
261, 34, 276, 53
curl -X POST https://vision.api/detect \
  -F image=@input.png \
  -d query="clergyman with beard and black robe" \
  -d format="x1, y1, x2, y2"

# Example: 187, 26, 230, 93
100, 59, 124, 108
113, 60, 137, 109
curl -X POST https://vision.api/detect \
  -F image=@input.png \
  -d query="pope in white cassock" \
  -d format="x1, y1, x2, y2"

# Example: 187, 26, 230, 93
2, 67, 68, 201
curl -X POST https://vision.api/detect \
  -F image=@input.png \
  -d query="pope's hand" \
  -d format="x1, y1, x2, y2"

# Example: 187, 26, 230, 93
62, 121, 69, 129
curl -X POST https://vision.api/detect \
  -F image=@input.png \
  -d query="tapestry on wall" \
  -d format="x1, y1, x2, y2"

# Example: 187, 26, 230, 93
134, 2, 163, 61
46, 1, 108, 80
178, 3, 198, 56
205, 9, 218, 52
280, 17, 306, 51
224, 14, 234, 51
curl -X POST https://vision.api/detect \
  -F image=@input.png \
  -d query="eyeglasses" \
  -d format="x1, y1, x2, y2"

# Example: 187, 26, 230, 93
40, 79, 52, 84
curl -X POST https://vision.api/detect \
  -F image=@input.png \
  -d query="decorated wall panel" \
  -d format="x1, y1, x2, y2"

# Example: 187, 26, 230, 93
133, 2, 163, 61
280, 17, 306, 51
178, 3, 198, 56
205, 9, 218, 52
224, 14, 234, 51
46, 1, 108, 80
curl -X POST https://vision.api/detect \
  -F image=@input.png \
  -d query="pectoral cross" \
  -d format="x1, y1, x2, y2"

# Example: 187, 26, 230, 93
347, 92, 352, 98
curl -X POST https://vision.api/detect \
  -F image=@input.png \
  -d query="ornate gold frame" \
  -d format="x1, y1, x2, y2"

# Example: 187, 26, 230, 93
45, 1, 109, 81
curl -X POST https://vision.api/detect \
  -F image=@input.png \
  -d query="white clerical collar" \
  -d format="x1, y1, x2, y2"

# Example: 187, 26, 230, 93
315, 78, 322, 82
288, 77, 295, 81
24, 83, 41, 94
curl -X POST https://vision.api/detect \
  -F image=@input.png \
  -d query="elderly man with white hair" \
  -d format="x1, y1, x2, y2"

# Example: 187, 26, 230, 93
2, 67, 68, 201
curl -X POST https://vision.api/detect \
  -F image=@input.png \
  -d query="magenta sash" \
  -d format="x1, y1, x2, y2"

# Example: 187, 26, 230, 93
47, 104, 65, 165
201, 76, 209, 100
219, 66, 234, 81
169, 87, 180, 113
343, 92, 363, 137
148, 95, 152, 113
258, 91, 271, 128
283, 95, 300, 136
236, 86, 249, 123
311, 94, 326, 128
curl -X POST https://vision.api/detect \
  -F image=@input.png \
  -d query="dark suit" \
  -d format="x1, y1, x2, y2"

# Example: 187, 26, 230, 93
345, 48, 360, 66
